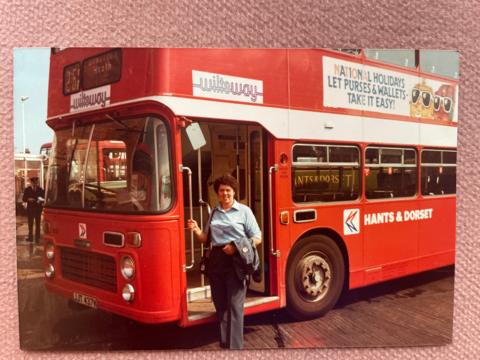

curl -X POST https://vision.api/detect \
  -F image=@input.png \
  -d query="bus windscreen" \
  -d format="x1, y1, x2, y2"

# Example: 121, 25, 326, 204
46, 116, 172, 213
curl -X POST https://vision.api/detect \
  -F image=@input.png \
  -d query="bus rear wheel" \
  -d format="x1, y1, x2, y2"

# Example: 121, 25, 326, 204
286, 235, 345, 320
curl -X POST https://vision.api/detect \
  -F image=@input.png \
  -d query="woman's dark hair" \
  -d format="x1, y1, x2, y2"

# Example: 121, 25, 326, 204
213, 174, 239, 196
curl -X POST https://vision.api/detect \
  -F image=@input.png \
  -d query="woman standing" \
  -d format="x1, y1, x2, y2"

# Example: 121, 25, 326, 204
187, 174, 261, 349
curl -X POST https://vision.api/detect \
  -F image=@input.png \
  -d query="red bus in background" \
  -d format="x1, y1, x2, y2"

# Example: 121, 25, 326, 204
40, 142, 52, 158
41, 140, 127, 202
43, 48, 457, 326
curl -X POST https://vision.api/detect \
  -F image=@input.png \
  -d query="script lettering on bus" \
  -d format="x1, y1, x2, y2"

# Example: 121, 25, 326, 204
364, 208, 433, 225
70, 85, 111, 112
195, 75, 262, 102
192, 70, 264, 104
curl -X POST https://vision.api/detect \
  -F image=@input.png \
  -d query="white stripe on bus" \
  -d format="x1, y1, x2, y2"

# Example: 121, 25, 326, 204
48, 95, 457, 147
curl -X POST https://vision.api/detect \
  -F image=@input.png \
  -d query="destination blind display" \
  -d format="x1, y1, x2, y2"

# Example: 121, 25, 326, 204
63, 62, 81, 95
63, 49, 122, 95
82, 49, 121, 90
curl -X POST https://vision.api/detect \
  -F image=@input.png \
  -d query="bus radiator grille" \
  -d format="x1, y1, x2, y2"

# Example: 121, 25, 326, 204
60, 247, 117, 292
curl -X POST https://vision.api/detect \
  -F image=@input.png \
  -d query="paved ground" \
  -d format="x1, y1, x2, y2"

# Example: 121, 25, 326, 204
16, 215, 454, 351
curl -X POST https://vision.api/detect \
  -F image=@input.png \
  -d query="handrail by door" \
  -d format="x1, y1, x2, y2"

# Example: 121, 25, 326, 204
199, 199, 212, 216
198, 200, 211, 287
182, 165, 195, 270
197, 149, 205, 285
268, 164, 280, 257
81, 124, 95, 209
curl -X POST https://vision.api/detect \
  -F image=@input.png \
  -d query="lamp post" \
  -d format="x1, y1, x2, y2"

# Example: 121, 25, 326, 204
20, 96, 29, 154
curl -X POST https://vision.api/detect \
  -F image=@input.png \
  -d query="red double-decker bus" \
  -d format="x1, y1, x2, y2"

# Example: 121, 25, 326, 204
43, 48, 457, 326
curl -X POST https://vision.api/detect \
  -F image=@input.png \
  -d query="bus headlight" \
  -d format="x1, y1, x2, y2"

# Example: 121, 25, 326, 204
122, 284, 135, 303
120, 256, 135, 280
45, 242, 55, 260
45, 264, 55, 278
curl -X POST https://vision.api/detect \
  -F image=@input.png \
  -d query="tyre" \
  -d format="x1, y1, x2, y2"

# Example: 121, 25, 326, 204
286, 234, 345, 320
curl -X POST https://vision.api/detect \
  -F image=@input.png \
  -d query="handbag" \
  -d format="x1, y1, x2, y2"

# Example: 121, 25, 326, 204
199, 209, 216, 275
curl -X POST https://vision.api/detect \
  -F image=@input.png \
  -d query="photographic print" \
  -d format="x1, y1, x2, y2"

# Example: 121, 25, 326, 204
15, 48, 458, 350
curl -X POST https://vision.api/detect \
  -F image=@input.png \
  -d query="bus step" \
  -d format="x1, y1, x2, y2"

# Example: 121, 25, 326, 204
187, 295, 279, 322
187, 286, 211, 303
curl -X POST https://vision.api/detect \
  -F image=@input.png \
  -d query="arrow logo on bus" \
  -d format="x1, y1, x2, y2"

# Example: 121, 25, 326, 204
345, 210, 358, 232
343, 209, 360, 235
79, 223, 87, 239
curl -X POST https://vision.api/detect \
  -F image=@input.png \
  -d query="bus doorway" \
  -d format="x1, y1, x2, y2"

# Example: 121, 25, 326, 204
181, 121, 273, 323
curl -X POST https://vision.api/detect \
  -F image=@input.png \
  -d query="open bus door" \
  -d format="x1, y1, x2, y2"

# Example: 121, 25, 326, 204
179, 121, 279, 326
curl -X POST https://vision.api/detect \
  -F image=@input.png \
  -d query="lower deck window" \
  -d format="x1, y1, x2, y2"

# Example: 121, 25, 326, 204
365, 147, 417, 200
421, 150, 456, 195
292, 144, 360, 203
365, 167, 417, 199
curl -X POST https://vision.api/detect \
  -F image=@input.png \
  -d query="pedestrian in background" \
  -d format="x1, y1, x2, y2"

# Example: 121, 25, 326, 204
187, 174, 261, 349
22, 177, 45, 244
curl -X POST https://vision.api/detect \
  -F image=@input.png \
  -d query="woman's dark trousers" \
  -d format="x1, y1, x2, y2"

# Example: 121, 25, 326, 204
208, 247, 247, 349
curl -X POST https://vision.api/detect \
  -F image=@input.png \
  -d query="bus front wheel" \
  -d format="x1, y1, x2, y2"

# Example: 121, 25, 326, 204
286, 235, 345, 320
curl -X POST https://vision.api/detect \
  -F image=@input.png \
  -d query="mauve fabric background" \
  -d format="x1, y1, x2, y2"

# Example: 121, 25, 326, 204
1, 0, 478, 358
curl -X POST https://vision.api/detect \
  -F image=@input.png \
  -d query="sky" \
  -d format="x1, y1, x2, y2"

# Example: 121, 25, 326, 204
13, 48, 52, 155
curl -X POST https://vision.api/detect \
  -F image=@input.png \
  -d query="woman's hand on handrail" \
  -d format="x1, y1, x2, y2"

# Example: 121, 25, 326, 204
187, 219, 207, 243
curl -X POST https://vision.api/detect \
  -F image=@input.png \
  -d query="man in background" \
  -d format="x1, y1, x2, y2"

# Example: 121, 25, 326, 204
22, 177, 45, 244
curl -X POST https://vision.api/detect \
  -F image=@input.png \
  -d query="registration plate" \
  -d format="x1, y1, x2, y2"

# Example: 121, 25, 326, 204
73, 292, 97, 309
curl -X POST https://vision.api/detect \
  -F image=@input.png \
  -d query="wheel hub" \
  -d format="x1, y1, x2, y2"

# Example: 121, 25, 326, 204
298, 254, 331, 301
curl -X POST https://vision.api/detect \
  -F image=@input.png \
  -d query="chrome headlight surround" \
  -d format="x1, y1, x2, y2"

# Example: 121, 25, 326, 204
45, 242, 55, 260
120, 255, 135, 280
122, 283, 135, 303
45, 264, 55, 278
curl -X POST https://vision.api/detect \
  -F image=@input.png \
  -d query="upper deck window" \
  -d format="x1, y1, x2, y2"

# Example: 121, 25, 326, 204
420, 50, 459, 80
364, 49, 416, 68
336, 49, 361, 56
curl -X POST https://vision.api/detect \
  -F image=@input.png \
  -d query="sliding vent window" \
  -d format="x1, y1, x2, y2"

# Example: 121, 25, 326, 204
292, 144, 360, 203
365, 147, 417, 199
421, 150, 456, 196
